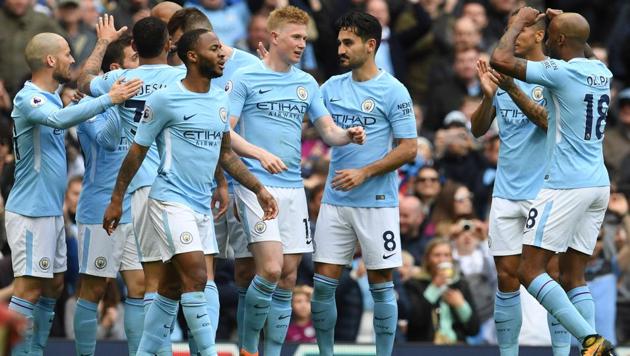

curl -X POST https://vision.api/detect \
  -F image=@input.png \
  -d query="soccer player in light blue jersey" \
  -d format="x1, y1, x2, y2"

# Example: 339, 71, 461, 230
5, 32, 141, 356
73, 34, 146, 356
77, 17, 186, 354
471, 10, 572, 356
309, 12, 417, 356
102, 28, 277, 356
227, 6, 365, 356
491, 8, 614, 355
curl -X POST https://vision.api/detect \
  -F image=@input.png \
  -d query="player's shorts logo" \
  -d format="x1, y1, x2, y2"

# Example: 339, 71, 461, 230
532, 86, 544, 101
39, 257, 50, 271
180, 232, 193, 244
296, 86, 308, 101
219, 107, 228, 123
95, 257, 107, 270
254, 221, 267, 234
142, 105, 153, 123
225, 80, 233, 94
30, 95, 46, 108
361, 98, 375, 113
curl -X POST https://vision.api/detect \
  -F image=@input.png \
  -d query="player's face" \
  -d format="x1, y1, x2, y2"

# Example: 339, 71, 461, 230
52, 40, 75, 84
194, 32, 226, 79
509, 16, 543, 58
337, 28, 371, 69
545, 23, 561, 59
273, 23, 307, 65
122, 45, 139, 69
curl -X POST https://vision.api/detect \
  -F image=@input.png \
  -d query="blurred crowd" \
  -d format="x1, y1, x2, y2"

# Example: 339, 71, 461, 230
1, 0, 630, 348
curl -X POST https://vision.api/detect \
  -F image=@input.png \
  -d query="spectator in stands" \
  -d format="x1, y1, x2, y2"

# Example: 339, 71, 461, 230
431, 181, 475, 238
0, 0, 65, 97
287, 285, 316, 343
55, 0, 97, 67
604, 88, 630, 175
80, 0, 101, 31
237, 12, 269, 55
461, 1, 488, 46
400, 195, 426, 265
484, 0, 517, 47
187, 0, 250, 47
110, 0, 150, 29
404, 238, 479, 343
426, 47, 481, 131
453, 16, 482, 52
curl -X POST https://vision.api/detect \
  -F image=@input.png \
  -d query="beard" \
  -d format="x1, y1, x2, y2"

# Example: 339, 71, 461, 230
198, 57, 222, 79
53, 68, 71, 84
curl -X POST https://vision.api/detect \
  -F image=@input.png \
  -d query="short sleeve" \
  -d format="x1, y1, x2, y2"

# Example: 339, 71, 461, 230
306, 84, 329, 123
387, 84, 417, 139
525, 59, 569, 89
134, 93, 170, 147
15, 91, 61, 125
228, 71, 248, 119
90, 69, 123, 96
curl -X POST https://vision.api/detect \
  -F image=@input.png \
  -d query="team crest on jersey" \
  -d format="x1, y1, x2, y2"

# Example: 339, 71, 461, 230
225, 80, 233, 94
219, 107, 228, 123
254, 221, 267, 234
296, 86, 308, 101
30, 95, 46, 108
95, 257, 107, 269
361, 98, 376, 113
180, 232, 193, 244
142, 105, 153, 123
39, 257, 50, 271
532, 86, 544, 101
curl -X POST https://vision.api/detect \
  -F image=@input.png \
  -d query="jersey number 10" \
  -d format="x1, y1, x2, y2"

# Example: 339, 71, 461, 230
583, 94, 609, 140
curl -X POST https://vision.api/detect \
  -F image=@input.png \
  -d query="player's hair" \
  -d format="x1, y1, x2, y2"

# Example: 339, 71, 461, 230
177, 28, 212, 65
132, 17, 169, 58
511, 7, 547, 31
267, 5, 309, 32
167, 8, 213, 36
102, 33, 132, 73
335, 11, 382, 52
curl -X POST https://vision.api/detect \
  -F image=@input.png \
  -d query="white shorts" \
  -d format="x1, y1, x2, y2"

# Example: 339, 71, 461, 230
6, 212, 66, 278
215, 193, 251, 259
313, 204, 402, 270
78, 223, 142, 278
148, 199, 218, 262
233, 185, 312, 254
131, 187, 162, 263
488, 198, 533, 256
523, 187, 609, 255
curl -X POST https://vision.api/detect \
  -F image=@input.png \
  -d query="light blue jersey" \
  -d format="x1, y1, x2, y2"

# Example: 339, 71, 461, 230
213, 48, 260, 192
6, 81, 114, 217
135, 81, 230, 215
229, 61, 329, 188
492, 79, 550, 200
90, 64, 185, 193
319, 71, 416, 208
186, 1, 250, 47
76, 99, 132, 225
526, 58, 612, 189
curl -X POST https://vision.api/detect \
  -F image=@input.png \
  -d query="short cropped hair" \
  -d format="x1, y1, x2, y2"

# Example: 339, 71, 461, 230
335, 11, 382, 52
167, 8, 213, 36
177, 28, 211, 65
267, 5, 309, 31
132, 17, 169, 58
102, 33, 132, 72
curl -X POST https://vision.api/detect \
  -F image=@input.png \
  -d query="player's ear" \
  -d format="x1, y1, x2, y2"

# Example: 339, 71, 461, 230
45, 54, 55, 68
535, 29, 545, 43
110, 63, 121, 71
187, 50, 197, 64
367, 38, 377, 54
164, 39, 172, 54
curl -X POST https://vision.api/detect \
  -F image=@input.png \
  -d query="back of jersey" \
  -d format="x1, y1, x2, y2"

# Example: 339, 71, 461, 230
525, 58, 612, 189
90, 64, 185, 192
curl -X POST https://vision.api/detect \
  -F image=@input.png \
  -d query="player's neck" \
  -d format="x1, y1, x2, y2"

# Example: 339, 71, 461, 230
182, 73, 210, 93
561, 48, 586, 61
31, 71, 59, 93
524, 50, 546, 62
139, 54, 168, 66
263, 50, 291, 72
351, 60, 379, 82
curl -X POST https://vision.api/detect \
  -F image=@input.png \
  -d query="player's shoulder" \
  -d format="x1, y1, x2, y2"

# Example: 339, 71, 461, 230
14, 82, 52, 110
379, 71, 408, 92
232, 48, 260, 65
322, 72, 351, 88
232, 62, 263, 79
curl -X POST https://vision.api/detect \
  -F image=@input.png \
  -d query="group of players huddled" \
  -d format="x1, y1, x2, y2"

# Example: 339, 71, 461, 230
3, 1, 616, 356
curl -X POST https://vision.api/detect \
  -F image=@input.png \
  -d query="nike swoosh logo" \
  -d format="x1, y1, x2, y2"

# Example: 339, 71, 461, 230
374, 316, 392, 321
278, 314, 291, 320
497, 91, 507, 96
330, 98, 341, 103
253, 303, 268, 309
312, 310, 326, 314
551, 322, 562, 326
495, 319, 512, 324
382, 253, 396, 259
259, 89, 271, 94
163, 324, 171, 329
183, 114, 197, 121
196, 313, 207, 319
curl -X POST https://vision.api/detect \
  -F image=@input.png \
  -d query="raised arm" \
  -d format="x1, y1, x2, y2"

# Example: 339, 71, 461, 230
77, 14, 128, 94
490, 7, 542, 80
313, 116, 366, 146
103, 143, 149, 234
471, 60, 498, 138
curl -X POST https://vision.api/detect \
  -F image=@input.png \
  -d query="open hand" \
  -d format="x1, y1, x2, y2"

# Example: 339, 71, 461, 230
108, 78, 142, 104
256, 149, 287, 174
331, 168, 367, 191
96, 14, 128, 43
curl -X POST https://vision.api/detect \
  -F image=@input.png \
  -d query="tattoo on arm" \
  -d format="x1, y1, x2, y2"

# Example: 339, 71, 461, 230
491, 24, 528, 80
112, 143, 148, 202
219, 133, 262, 193
506, 86, 548, 131
78, 39, 111, 94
